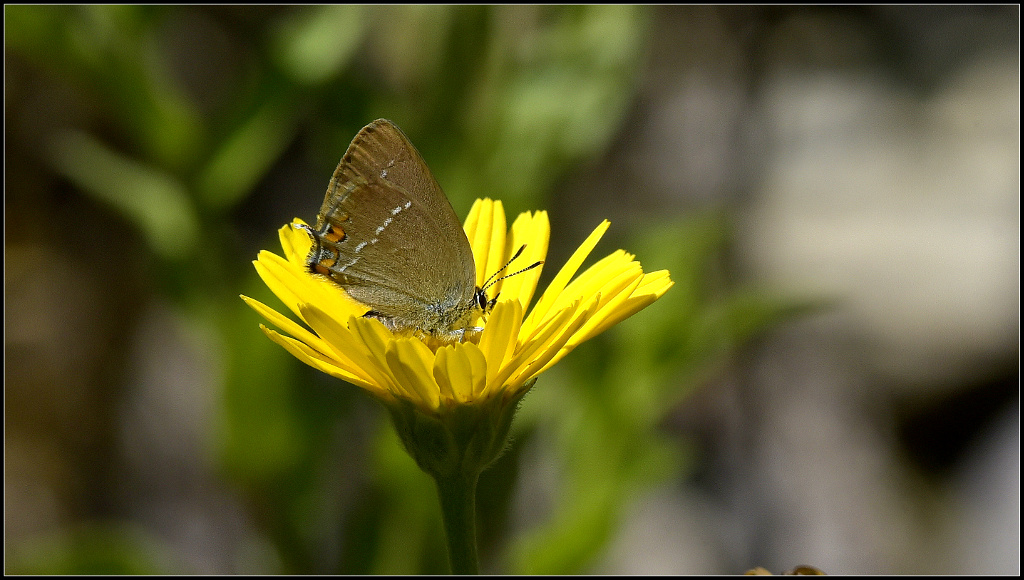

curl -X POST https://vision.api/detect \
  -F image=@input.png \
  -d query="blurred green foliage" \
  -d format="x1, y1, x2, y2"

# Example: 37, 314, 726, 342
5, 524, 174, 575
6, 5, 796, 574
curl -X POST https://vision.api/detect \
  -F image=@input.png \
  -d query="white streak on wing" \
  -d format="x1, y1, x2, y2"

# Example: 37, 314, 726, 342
375, 217, 393, 235
354, 241, 368, 253
391, 205, 403, 215
338, 257, 359, 272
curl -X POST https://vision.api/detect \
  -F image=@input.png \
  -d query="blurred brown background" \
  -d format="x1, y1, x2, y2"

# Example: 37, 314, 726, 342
5, 5, 1019, 574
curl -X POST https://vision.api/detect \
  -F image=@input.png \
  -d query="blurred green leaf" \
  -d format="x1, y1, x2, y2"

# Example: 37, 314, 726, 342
66, 5, 203, 170
4, 5, 69, 52
367, 425, 447, 575
217, 287, 306, 482
271, 5, 367, 86
6, 524, 175, 575
429, 5, 648, 216
511, 479, 619, 575
197, 97, 298, 211
49, 130, 200, 260
7, 6, 204, 170
220, 272, 368, 574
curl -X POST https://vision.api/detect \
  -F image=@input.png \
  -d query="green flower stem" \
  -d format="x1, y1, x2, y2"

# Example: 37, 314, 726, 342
434, 470, 481, 575
385, 389, 532, 574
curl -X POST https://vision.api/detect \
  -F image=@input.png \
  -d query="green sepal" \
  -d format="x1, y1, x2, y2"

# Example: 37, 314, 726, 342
383, 380, 534, 480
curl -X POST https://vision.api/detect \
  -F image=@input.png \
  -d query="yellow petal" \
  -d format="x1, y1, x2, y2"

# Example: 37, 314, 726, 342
433, 345, 460, 403
465, 198, 507, 287
519, 253, 636, 347
279, 219, 312, 264
564, 263, 645, 345
386, 338, 440, 411
461, 342, 489, 400
469, 199, 493, 280
485, 202, 510, 289
259, 325, 377, 392
298, 303, 390, 390
463, 198, 485, 248
254, 249, 365, 325
491, 301, 580, 392
555, 250, 635, 309
242, 295, 335, 359
508, 296, 599, 389
253, 252, 310, 322
580, 271, 675, 340
346, 316, 426, 402
637, 270, 675, 299
499, 211, 549, 312
525, 220, 609, 332
477, 299, 522, 390
532, 270, 674, 376
434, 342, 487, 404
576, 275, 644, 343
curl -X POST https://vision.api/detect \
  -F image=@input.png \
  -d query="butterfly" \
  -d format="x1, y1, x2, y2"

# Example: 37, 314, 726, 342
297, 119, 539, 341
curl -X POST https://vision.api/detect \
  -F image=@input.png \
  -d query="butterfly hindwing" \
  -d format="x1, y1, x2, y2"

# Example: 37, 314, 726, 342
307, 120, 479, 334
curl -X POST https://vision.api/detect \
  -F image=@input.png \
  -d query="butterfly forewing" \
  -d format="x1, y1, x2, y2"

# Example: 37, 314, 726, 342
308, 119, 479, 333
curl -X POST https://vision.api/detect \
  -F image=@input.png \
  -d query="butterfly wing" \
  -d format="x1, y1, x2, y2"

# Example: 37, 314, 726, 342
307, 119, 478, 333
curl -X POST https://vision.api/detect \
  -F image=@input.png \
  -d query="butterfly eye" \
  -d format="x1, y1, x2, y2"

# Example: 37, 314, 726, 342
474, 287, 489, 310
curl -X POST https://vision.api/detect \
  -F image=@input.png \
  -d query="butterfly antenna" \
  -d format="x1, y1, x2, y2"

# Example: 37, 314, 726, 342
482, 244, 543, 292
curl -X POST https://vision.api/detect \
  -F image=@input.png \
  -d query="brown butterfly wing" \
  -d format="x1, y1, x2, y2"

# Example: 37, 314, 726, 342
308, 119, 478, 332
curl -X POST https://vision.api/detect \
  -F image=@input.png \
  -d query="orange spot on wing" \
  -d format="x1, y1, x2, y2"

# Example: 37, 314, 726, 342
325, 225, 346, 243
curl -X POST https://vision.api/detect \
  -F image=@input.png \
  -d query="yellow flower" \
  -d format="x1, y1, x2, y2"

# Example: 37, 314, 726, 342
241, 198, 672, 418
